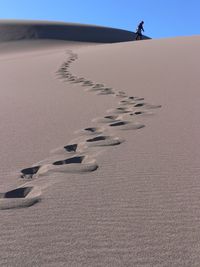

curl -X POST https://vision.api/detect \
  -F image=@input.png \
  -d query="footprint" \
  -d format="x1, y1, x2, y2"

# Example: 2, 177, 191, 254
0, 186, 41, 210
85, 127, 98, 133
107, 107, 130, 114
72, 78, 86, 83
97, 88, 115, 95
92, 115, 119, 123
144, 104, 162, 109
68, 77, 77, 82
82, 81, 94, 86
59, 69, 68, 73
64, 144, 78, 152
64, 75, 73, 79
133, 111, 143, 115
86, 87, 105, 92
133, 103, 147, 108
115, 91, 127, 98
58, 67, 66, 71
66, 73, 73, 76
90, 89, 105, 93
109, 121, 127, 127
51, 134, 99, 154
116, 107, 130, 113
53, 156, 84, 165
20, 166, 41, 179
75, 127, 103, 136
51, 143, 82, 155
86, 135, 123, 147
109, 121, 145, 130
62, 71, 69, 75
104, 115, 118, 120
20, 164, 52, 179
133, 103, 162, 109
119, 99, 135, 105
93, 83, 104, 88
51, 155, 98, 173
129, 96, 145, 101
56, 72, 65, 77
129, 110, 154, 116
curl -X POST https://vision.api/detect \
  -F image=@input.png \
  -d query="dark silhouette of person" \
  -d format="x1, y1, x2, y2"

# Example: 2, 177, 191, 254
135, 21, 144, 40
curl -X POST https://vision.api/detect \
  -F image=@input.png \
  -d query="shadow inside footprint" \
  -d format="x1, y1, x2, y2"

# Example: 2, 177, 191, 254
93, 84, 104, 87
134, 111, 143, 115
85, 127, 97, 133
86, 136, 106, 142
64, 144, 78, 152
53, 156, 84, 166
86, 135, 122, 146
134, 103, 145, 107
120, 100, 132, 104
129, 97, 144, 101
0, 187, 33, 199
110, 121, 127, 127
21, 166, 41, 179
75, 127, 102, 136
104, 115, 118, 120
115, 107, 129, 113
130, 111, 143, 115
73, 79, 85, 83
82, 81, 93, 86
115, 92, 127, 97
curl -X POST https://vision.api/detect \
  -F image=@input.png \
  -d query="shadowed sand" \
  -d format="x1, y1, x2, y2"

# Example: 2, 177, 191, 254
0, 20, 200, 267
0, 19, 149, 43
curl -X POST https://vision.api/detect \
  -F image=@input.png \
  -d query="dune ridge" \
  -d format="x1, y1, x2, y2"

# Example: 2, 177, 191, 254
0, 20, 150, 43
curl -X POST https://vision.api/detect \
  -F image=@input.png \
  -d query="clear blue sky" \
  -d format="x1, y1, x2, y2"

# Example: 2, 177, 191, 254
0, 0, 200, 38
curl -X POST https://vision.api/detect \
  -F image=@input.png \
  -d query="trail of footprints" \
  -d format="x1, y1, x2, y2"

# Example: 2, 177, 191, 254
0, 50, 161, 210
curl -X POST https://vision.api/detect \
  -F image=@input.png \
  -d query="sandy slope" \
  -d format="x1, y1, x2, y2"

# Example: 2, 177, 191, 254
0, 40, 114, 187
0, 22, 200, 266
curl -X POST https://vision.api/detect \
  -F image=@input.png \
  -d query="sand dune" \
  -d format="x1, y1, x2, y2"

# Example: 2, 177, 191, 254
0, 20, 200, 266
0, 20, 149, 43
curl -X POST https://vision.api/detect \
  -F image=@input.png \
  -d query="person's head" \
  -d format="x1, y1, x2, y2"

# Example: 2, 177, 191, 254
141, 21, 144, 24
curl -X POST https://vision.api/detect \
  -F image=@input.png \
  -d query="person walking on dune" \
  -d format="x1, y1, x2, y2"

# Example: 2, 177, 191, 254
135, 21, 144, 40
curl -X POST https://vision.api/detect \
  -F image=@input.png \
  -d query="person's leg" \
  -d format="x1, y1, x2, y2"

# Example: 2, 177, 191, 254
138, 33, 143, 40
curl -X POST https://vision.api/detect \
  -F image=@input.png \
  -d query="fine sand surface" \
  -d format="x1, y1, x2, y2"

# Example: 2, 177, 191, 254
0, 21, 200, 266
